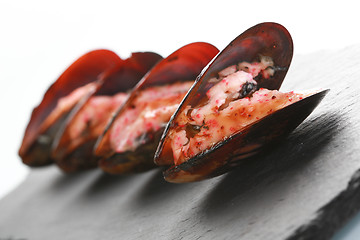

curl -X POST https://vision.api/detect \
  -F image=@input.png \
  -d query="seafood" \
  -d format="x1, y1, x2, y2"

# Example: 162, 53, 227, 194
94, 42, 219, 174
154, 22, 329, 183
19, 50, 123, 166
51, 52, 162, 172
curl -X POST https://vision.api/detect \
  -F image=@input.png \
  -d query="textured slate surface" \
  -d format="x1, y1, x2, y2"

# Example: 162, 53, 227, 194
1, 45, 360, 240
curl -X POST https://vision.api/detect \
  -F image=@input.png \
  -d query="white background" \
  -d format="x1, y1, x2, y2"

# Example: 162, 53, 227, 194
0, 0, 359, 199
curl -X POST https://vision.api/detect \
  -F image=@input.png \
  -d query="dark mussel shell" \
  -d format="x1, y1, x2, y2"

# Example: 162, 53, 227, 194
52, 52, 162, 172
177, 22, 294, 111
19, 50, 122, 167
94, 42, 219, 174
154, 22, 328, 183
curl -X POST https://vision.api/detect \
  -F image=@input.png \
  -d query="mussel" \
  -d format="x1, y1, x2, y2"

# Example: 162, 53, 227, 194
94, 42, 219, 174
51, 52, 162, 172
19, 50, 123, 166
154, 22, 329, 183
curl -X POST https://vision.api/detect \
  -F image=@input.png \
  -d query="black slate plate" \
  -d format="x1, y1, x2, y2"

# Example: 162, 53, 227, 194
1, 45, 360, 240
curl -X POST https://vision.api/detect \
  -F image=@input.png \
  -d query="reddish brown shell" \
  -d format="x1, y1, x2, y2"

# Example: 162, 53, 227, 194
94, 42, 219, 174
154, 22, 328, 182
52, 52, 162, 172
175, 22, 293, 112
19, 50, 122, 166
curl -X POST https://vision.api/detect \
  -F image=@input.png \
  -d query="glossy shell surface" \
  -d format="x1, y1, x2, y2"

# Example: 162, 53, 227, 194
154, 22, 328, 183
19, 50, 122, 166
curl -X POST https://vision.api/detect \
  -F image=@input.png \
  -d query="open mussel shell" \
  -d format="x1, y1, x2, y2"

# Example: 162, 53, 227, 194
155, 22, 293, 167
51, 52, 162, 172
154, 22, 328, 183
162, 89, 329, 183
94, 42, 219, 174
19, 50, 122, 167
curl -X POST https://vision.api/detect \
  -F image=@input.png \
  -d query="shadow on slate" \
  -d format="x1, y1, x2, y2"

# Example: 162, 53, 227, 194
129, 168, 190, 207
201, 110, 343, 219
83, 171, 138, 197
49, 169, 98, 192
